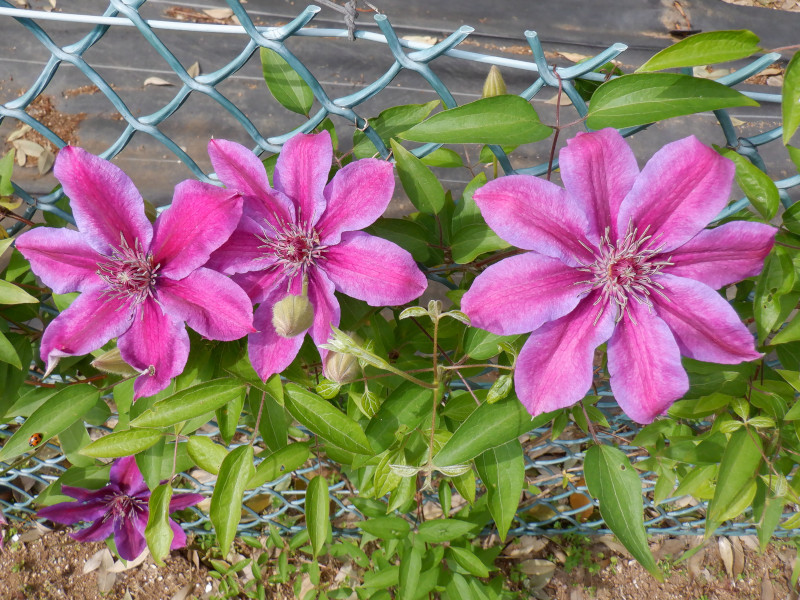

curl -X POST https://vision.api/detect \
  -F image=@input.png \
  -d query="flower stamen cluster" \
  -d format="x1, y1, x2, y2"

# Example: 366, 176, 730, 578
96, 234, 160, 307
258, 221, 327, 277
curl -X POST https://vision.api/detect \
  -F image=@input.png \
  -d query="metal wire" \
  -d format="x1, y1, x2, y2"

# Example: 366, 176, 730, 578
0, 1, 798, 538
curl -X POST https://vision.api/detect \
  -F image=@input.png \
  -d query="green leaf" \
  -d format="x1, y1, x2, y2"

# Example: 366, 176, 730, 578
249, 384, 288, 451
448, 546, 492, 578
215, 386, 246, 445
0, 279, 37, 305
366, 218, 437, 263
584, 445, 662, 580
398, 543, 422, 600
306, 475, 330, 558
260, 47, 313, 116
788, 144, 800, 172
358, 516, 411, 539
464, 329, 519, 361
210, 445, 255, 555
352, 100, 440, 159
754, 246, 795, 342
586, 73, 758, 129
0, 384, 100, 462
400, 95, 552, 145
187, 435, 229, 475
706, 427, 762, 535
130, 379, 247, 428
0, 330, 21, 369
365, 381, 432, 454
145, 484, 174, 566
450, 224, 510, 264
637, 30, 761, 72
81, 429, 163, 458
0, 149, 15, 197
416, 519, 479, 543
390, 139, 445, 215
420, 147, 463, 168
783, 51, 800, 145
717, 148, 779, 219
474, 439, 524, 541
284, 384, 372, 454
433, 395, 553, 467
247, 442, 311, 488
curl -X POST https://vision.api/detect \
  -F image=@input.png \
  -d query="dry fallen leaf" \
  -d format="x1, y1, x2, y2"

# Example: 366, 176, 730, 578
761, 573, 775, 600
203, 7, 233, 19
557, 51, 589, 63
730, 536, 745, 578
7, 124, 31, 142
518, 559, 556, 591
16, 147, 27, 167
13, 139, 44, 158
144, 76, 174, 87
84, 548, 106, 574
187, 61, 200, 78
171, 584, 193, 600
718, 537, 734, 578
108, 548, 148, 573
96, 549, 116, 594
38, 148, 55, 175
544, 93, 573, 106
402, 35, 438, 45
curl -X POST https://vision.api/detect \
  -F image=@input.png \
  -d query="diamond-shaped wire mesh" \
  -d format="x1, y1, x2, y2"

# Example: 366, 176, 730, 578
0, 0, 798, 539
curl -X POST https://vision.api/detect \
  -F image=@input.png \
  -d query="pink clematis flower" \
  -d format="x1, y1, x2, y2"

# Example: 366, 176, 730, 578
37, 456, 202, 561
462, 129, 775, 424
16, 147, 255, 399
206, 131, 427, 380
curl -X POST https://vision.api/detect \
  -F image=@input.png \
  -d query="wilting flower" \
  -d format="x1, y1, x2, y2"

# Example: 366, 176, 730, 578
206, 131, 427, 379
37, 456, 202, 561
462, 129, 775, 424
16, 147, 254, 399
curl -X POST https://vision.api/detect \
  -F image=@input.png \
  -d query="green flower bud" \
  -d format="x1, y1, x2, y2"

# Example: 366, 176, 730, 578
272, 294, 314, 338
482, 65, 507, 98
325, 351, 360, 384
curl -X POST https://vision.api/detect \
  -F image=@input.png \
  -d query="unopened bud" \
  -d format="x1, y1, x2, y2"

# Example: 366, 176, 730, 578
482, 65, 507, 98
325, 351, 360, 384
91, 347, 139, 377
272, 294, 314, 338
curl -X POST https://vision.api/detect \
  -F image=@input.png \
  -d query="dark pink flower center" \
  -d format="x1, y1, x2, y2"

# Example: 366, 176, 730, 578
97, 235, 159, 306
578, 225, 672, 324
258, 221, 326, 276
103, 491, 147, 524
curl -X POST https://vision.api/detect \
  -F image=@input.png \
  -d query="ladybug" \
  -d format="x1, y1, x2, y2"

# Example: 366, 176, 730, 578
28, 433, 43, 447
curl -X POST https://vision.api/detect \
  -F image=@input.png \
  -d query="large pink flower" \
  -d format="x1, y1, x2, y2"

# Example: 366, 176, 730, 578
462, 129, 775, 424
207, 131, 427, 380
16, 147, 254, 399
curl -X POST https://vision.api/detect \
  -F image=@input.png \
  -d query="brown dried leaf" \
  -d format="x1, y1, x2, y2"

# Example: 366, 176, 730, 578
7, 124, 31, 142
144, 76, 174, 87
187, 61, 200, 78
558, 51, 590, 63
718, 537, 734, 578
0, 197, 24, 210
518, 559, 556, 591
731, 537, 745, 578
171, 584, 193, 600
96, 550, 116, 594
761, 573, 775, 600
202, 7, 233, 19
13, 139, 44, 158
38, 148, 55, 175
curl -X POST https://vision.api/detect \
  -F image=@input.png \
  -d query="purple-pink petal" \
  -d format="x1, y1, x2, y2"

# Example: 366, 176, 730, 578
316, 158, 395, 244
114, 511, 147, 561
473, 175, 595, 266
653, 274, 762, 364
233, 267, 287, 304
169, 518, 187, 550
39, 290, 133, 374
150, 181, 243, 280
616, 136, 735, 253
307, 268, 341, 354
607, 301, 689, 424
69, 517, 114, 543
168, 492, 203, 512
15, 227, 105, 294
60, 485, 110, 502
157, 268, 254, 341
273, 131, 331, 227
249, 301, 306, 381
206, 217, 273, 275
559, 128, 639, 241
110, 456, 147, 497
664, 221, 776, 289
514, 294, 616, 416
37, 499, 108, 525
53, 146, 153, 256
208, 139, 294, 225
461, 252, 588, 335
319, 231, 426, 306
118, 299, 190, 400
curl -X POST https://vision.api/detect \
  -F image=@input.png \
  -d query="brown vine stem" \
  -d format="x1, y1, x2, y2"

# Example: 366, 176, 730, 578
251, 390, 266, 448
545, 72, 563, 182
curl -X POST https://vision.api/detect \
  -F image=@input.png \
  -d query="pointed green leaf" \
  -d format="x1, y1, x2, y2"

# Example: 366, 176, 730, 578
0, 149, 15, 197
474, 439, 524, 541
586, 73, 758, 129
450, 223, 510, 264
81, 429, 163, 458
717, 148, 780, 219
284, 384, 372, 454
210, 445, 255, 555
706, 428, 762, 535
416, 518, 479, 543
130, 379, 247, 428
145, 484, 174, 566
306, 475, 330, 558
448, 546, 492, 578
187, 435, 229, 475
365, 380, 432, 454
247, 442, 311, 488
783, 51, 800, 145
584, 445, 662, 580
398, 542, 422, 600
433, 395, 554, 467
400, 95, 552, 145
0, 330, 21, 369
215, 386, 246, 445
390, 139, 445, 215
637, 30, 761, 73
260, 47, 313, 116
0, 384, 100, 461
352, 100, 440, 159
0, 279, 37, 305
